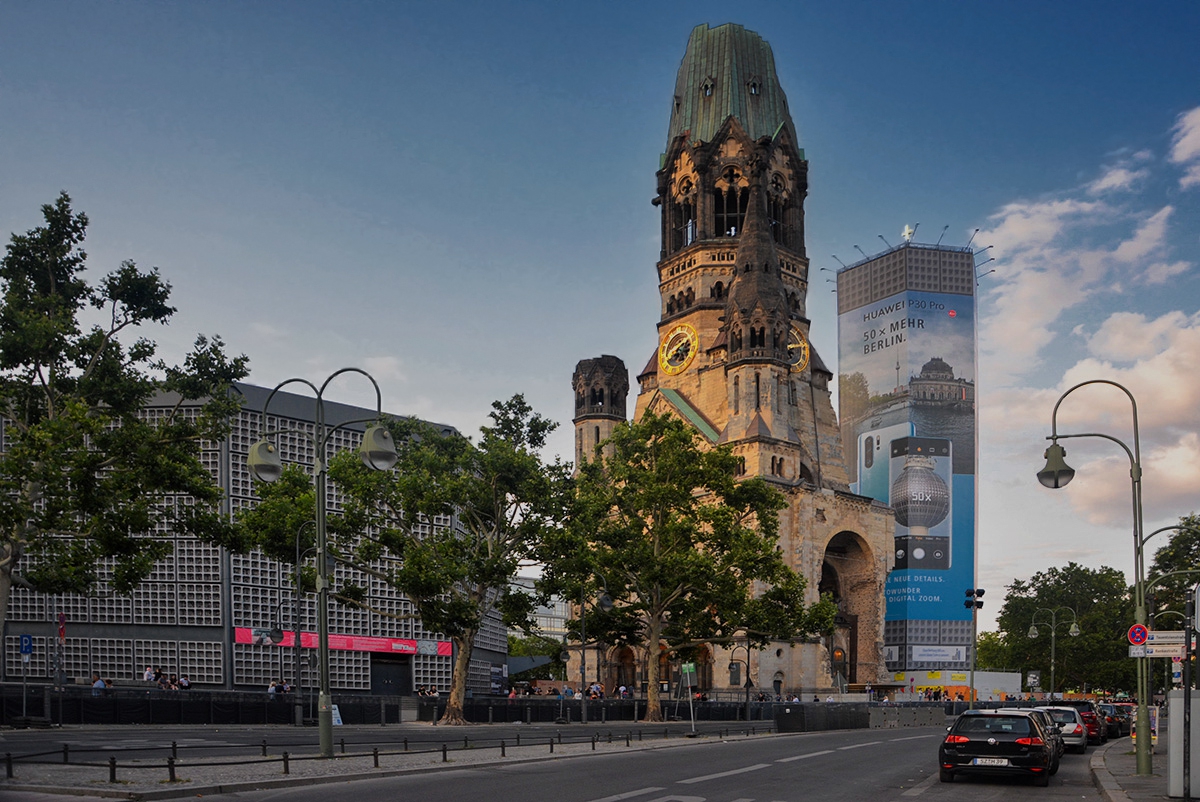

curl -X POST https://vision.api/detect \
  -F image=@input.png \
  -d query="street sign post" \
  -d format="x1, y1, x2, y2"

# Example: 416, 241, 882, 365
1129, 624, 1149, 645
1130, 644, 1186, 658
19, 633, 32, 717
1147, 630, 1186, 644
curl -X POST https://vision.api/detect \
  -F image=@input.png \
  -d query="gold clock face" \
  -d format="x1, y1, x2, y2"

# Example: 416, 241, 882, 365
786, 326, 811, 373
658, 323, 700, 375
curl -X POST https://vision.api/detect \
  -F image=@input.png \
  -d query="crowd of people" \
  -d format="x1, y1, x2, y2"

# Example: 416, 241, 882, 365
143, 666, 191, 690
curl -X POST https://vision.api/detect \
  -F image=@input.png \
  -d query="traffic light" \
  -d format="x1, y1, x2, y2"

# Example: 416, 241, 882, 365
964, 588, 985, 611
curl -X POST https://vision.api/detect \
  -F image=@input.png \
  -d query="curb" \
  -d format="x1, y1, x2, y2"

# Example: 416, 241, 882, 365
1091, 740, 1132, 802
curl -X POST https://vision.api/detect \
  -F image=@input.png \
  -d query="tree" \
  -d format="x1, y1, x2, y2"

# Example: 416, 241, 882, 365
508, 634, 566, 681
325, 395, 572, 724
1147, 513, 1200, 622
991, 562, 1134, 695
837, 372, 870, 423
543, 412, 836, 722
0, 192, 249, 629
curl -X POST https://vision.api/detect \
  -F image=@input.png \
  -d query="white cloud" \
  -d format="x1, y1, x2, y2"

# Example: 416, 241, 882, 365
362, 355, 407, 383
1087, 165, 1149, 195
1084, 311, 1190, 362
1144, 260, 1191, 284
1169, 106, 1200, 189
1112, 206, 1172, 263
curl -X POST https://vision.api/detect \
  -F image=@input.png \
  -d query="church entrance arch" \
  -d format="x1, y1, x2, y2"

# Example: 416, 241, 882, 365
819, 531, 877, 686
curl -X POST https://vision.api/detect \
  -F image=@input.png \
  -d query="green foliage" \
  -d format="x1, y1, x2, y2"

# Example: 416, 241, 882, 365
0, 193, 249, 620
326, 394, 572, 722
508, 634, 566, 680
1147, 513, 1200, 620
990, 562, 1134, 694
541, 411, 834, 720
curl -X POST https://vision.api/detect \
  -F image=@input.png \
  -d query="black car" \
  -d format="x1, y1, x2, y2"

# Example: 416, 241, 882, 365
1098, 703, 1131, 737
939, 710, 1055, 786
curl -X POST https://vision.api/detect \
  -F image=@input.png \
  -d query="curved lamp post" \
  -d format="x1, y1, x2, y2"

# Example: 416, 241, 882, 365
729, 639, 754, 723
1027, 607, 1080, 700
247, 369, 397, 758
1036, 378, 1150, 774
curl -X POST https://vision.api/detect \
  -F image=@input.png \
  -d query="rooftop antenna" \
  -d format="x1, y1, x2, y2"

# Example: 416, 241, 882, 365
831, 254, 847, 268
973, 244, 993, 265
878, 234, 894, 249
910, 222, 920, 241
975, 258, 996, 284
935, 225, 949, 246
854, 245, 868, 259
965, 228, 980, 248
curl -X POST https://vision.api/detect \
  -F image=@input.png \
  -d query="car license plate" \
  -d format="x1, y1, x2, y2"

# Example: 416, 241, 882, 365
973, 758, 1008, 766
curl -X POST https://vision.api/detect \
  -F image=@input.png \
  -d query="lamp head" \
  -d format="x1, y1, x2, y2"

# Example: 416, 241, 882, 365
247, 439, 283, 483
1037, 441, 1075, 489
1069, 623, 1081, 637
360, 424, 398, 471
268, 626, 285, 645
1027, 625, 1039, 639
597, 592, 614, 613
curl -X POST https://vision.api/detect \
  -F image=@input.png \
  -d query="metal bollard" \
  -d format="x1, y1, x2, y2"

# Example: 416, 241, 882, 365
63, 744, 70, 764
464, 736, 469, 750
607, 731, 612, 744
516, 732, 520, 746
638, 729, 643, 741
108, 756, 117, 783
442, 743, 448, 762
404, 737, 408, 751
6, 753, 13, 779
626, 732, 631, 747
261, 739, 268, 757
171, 740, 178, 759
340, 738, 346, 754
168, 756, 176, 783
557, 730, 562, 744
501, 740, 506, 758
591, 735, 597, 751
488, 705, 494, 724
282, 752, 289, 775
373, 748, 379, 768
549, 739, 554, 754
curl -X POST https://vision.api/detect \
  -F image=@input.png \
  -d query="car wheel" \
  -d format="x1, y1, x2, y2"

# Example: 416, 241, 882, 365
939, 769, 954, 783
1035, 771, 1051, 787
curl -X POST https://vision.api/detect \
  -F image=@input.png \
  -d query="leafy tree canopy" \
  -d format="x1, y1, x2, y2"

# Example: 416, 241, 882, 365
0, 193, 249, 627
324, 394, 573, 724
1147, 513, 1200, 623
988, 562, 1134, 695
540, 411, 836, 722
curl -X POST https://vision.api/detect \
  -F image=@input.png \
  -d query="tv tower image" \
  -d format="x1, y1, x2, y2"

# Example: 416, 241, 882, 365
890, 455, 950, 534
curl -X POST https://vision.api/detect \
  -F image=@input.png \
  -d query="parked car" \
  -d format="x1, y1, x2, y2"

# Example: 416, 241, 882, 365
1098, 703, 1131, 737
998, 708, 1063, 770
1052, 699, 1107, 744
1038, 706, 1089, 753
939, 709, 1055, 786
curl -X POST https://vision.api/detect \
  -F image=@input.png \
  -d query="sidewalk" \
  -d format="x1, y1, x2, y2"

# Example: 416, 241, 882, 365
1093, 738, 1169, 802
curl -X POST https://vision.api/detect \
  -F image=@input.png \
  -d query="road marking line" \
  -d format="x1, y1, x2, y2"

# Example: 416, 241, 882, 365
585, 788, 666, 802
837, 741, 882, 750
890, 734, 935, 742
776, 749, 835, 762
677, 763, 771, 784
901, 772, 939, 796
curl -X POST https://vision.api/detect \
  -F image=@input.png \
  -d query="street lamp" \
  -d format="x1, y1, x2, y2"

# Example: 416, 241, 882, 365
1027, 607, 1080, 700
247, 369, 397, 758
728, 639, 753, 723
1037, 378, 1151, 774
578, 578, 613, 724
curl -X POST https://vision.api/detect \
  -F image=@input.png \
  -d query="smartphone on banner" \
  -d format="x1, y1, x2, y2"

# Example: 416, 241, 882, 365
890, 436, 952, 570
856, 422, 915, 503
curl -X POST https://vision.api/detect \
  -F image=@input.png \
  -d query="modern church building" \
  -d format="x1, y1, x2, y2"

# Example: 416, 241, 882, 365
2, 383, 507, 695
572, 23, 895, 696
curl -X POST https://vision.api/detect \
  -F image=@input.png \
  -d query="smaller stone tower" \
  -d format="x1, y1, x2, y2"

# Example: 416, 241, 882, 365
572, 355, 629, 470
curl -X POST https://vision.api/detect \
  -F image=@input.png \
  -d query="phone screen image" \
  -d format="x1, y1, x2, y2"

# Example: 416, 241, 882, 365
890, 436, 952, 570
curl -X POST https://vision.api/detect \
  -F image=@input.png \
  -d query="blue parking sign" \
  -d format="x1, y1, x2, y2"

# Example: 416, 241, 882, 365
19, 634, 33, 654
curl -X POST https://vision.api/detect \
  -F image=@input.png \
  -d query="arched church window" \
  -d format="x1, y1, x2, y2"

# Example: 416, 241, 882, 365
576, 392, 585, 409
670, 178, 697, 252
714, 168, 748, 237
749, 81, 760, 96
754, 372, 761, 410
594, 425, 600, 447
685, 287, 695, 306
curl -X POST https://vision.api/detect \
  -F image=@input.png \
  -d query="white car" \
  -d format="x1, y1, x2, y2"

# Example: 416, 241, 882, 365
1038, 706, 1089, 753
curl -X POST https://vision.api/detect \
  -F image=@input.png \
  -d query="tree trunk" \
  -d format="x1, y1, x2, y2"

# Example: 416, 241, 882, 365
438, 628, 476, 725
642, 617, 663, 722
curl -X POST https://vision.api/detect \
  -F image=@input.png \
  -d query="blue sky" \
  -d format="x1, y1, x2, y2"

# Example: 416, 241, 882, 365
3, 1, 1199, 628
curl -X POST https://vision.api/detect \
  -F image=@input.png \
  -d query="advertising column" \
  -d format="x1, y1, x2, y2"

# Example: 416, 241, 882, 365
837, 246, 977, 684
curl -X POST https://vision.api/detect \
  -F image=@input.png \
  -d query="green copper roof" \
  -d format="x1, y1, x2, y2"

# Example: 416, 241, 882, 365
666, 23, 798, 148
658, 388, 720, 443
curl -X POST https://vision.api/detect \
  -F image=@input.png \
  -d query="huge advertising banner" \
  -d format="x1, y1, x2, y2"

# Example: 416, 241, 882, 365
838, 287, 977, 667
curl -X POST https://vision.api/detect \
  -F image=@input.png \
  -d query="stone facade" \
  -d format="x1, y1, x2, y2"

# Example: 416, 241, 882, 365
572, 23, 894, 697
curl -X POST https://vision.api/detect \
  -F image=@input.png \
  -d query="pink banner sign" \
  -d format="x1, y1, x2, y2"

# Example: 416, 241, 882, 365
235, 627, 451, 656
